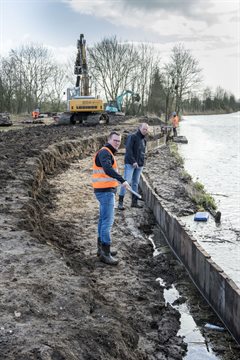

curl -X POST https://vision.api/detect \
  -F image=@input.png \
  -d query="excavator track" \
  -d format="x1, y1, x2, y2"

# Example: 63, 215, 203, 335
55, 112, 109, 126
84, 113, 109, 126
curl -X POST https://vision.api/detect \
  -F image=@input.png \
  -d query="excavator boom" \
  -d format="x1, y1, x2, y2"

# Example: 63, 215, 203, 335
106, 90, 140, 114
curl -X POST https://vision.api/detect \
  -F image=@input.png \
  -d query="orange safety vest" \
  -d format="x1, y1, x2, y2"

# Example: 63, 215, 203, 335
172, 116, 179, 128
32, 111, 39, 119
92, 147, 119, 189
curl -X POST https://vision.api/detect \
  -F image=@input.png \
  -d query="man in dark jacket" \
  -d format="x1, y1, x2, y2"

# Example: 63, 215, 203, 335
92, 131, 129, 265
118, 123, 149, 210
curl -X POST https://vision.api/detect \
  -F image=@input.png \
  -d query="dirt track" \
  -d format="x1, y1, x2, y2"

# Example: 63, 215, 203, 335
0, 119, 239, 359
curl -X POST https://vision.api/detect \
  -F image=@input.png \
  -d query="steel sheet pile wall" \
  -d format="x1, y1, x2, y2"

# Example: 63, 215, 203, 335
140, 174, 240, 344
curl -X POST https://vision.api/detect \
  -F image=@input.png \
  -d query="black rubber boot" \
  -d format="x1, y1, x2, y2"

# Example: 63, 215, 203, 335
97, 238, 117, 257
100, 244, 119, 265
131, 194, 143, 208
97, 237, 102, 257
118, 195, 125, 210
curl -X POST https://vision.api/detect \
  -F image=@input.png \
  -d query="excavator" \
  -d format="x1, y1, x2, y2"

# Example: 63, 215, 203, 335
57, 34, 109, 125
105, 90, 140, 115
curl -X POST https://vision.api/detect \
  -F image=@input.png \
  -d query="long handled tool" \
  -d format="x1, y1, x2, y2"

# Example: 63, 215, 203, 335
127, 187, 142, 199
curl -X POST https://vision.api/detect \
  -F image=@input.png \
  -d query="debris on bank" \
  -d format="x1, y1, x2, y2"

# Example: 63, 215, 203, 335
0, 112, 12, 126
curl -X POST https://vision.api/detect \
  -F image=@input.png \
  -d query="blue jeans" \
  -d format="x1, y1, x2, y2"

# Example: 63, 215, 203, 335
119, 163, 143, 197
95, 192, 115, 245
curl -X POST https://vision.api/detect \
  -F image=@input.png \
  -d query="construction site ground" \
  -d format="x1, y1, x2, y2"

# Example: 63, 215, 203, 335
0, 116, 239, 359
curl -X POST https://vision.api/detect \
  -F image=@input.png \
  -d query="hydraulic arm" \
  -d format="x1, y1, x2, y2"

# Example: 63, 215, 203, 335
106, 90, 140, 114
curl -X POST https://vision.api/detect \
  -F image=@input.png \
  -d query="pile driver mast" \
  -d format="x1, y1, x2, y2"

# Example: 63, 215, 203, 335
60, 34, 109, 125
74, 34, 90, 96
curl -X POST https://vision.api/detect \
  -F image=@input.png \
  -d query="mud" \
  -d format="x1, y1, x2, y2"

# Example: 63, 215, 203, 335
0, 118, 239, 359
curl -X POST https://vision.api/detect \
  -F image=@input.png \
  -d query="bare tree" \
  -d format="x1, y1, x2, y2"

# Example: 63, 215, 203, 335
44, 64, 68, 111
7, 44, 55, 112
88, 36, 140, 101
165, 44, 202, 114
132, 43, 160, 114
64, 55, 76, 87
0, 46, 70, 114
0, 56, 19, 112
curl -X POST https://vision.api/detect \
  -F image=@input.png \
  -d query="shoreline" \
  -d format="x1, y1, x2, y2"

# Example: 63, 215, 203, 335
182, 110, 239, 116
0, 119, 239, 358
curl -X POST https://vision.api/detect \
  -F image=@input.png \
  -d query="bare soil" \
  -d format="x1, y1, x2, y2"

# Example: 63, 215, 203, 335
0, 117, 239, 359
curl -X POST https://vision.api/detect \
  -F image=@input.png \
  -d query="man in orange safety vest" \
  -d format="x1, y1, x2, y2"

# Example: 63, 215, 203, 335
92, 131, 130, 265
170, 112, 179, 137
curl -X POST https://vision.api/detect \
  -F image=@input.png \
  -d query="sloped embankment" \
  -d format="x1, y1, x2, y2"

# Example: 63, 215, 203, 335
0, 124, 186, 359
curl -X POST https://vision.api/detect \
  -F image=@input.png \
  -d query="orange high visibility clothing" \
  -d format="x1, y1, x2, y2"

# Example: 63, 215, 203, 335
92, 147, 119, 189
172, 116, 179, 128
32, 111, 39, 119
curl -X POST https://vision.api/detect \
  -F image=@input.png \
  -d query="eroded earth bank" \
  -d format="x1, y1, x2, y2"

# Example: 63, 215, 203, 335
0, 118, 239, 359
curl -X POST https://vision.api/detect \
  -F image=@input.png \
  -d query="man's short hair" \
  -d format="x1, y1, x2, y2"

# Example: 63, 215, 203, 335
108, 131, 120, 139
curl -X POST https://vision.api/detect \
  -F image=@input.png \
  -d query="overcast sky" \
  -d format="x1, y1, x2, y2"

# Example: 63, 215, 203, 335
0, 0, 239, 98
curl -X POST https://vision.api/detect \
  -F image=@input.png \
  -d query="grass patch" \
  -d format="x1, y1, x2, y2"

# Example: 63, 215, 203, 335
169, 143, 184, 165
193, 181, 204, 192
191, 181, 217, 211
180, 170, 192, 183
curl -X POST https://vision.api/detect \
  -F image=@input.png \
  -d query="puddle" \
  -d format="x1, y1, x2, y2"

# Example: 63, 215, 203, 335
148, 234, 171, 256
157, 278, 218, 359
150, 233, 221, 359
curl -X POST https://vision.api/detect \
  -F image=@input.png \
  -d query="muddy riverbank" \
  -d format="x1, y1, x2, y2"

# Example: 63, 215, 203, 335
0, 118, 239, 359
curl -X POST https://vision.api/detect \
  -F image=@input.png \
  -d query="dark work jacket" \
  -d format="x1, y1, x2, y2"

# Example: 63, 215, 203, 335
94, 143, 125, 193
124, 129, 147, 167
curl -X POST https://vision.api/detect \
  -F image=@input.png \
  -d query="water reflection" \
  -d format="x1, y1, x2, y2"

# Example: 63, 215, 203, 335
178, 112, 240, 286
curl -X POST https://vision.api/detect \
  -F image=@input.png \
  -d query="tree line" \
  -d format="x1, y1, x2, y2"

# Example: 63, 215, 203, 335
0, 37, 239, 117
181, 86, 239, 114
0, 44, 68, 114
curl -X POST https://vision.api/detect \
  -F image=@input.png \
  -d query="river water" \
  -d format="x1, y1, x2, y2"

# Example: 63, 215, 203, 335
178, 112, 240, 287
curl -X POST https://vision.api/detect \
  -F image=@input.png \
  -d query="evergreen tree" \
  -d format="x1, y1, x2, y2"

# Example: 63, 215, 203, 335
147, 67, 166, 116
